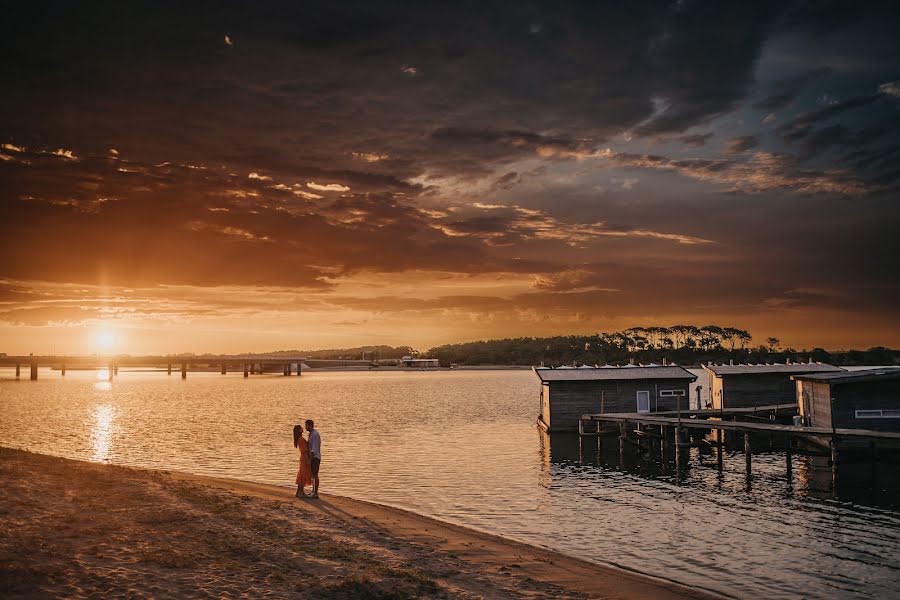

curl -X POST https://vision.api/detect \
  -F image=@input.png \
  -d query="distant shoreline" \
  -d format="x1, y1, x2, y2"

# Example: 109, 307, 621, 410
1, 447, 720, 599
44, 365, 537, 373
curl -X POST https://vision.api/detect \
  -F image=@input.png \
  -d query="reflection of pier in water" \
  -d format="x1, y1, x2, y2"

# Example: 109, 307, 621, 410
539, 425, 900, 510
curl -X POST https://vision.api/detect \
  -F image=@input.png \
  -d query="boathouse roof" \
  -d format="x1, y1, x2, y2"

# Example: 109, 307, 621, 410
533, 365, 696, 382
703, 363, 842, 376
791, 368, 900, 384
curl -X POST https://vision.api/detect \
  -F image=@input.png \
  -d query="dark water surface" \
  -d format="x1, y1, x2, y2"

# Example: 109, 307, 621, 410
1, 368, 898, 598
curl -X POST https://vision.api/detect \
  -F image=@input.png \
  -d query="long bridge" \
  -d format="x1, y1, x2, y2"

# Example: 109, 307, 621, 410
0, 355, 311, 380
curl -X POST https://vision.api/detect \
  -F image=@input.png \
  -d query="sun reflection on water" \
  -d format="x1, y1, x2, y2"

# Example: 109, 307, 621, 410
91, 404, 116, 462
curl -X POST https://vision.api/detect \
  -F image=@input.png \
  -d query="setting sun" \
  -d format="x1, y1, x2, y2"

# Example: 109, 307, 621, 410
95, 331, 116, 352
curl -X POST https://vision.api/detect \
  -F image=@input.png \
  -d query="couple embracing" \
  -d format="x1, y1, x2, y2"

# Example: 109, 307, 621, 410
293, 419, 321, 499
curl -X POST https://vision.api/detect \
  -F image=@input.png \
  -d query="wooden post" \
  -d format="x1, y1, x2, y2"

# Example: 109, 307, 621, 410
221, 363, 227, 375
785, 434, 792, 479
619, 421, 626, 465
297, 362, 301, 377
167, 363, 172, 375
578, 419, 584, 463
243, 363, 249, 378
675, 425, 683, 481
744, 432, 752, 487
15, 363, 20, 378
675, 425, 682, 464
107, 363, 114, 381
660, 425, 667, 464
597, 420, 602, 450
30, 361, 38, 380
61, 363, 66, 376
181, 363, 187, 379
716, 427, 724, 472
830, 436, 838, 488
114, 364, 118, 376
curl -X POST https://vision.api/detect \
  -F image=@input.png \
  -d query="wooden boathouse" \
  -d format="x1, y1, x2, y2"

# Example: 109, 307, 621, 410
702, 362, 843, 410
793, 368, 900, 432
535, 365, 697, 432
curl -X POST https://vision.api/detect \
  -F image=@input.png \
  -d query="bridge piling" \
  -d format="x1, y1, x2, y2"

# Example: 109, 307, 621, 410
181, 363, 187, 379
221, 363, 226, 375
16, 363, 20, 378
243, 363, 249, 378
30, 362, 38, 380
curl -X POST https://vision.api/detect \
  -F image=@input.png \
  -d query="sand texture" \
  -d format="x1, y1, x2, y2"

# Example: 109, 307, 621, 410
0, 448, 718, 599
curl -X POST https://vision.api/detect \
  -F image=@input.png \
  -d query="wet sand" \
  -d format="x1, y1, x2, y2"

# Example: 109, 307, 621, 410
0, 447, 719, 599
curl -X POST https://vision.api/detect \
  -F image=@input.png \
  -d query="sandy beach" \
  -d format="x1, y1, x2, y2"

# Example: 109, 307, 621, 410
0, 447, 718, 599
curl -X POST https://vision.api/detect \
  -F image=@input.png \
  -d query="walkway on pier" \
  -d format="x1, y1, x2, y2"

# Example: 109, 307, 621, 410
581, 412, 900, 441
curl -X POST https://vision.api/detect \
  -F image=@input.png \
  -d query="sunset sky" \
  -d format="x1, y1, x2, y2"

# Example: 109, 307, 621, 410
2, 2, 899, 355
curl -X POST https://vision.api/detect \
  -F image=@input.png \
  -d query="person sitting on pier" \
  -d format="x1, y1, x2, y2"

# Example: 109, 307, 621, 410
293, 424, 313, 498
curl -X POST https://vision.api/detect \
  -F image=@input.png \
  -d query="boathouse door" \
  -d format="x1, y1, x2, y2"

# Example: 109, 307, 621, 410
636, 390, 650, 413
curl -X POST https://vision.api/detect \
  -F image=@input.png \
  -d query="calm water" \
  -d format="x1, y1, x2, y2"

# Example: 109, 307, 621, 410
1, 368, 899, 599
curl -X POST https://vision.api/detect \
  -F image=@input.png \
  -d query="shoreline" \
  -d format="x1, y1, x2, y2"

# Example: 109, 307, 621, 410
1, 447, 721, 599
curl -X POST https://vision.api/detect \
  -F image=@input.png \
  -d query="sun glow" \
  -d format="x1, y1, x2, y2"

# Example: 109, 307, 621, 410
95, 331, 116, 352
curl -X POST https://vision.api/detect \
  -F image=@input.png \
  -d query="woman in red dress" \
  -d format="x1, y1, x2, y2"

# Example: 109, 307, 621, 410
293, 424, 313, 498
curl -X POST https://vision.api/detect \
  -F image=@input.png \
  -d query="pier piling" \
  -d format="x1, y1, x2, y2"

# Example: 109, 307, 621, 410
221, 363, 227, 375
716, 428, 724, 471
744, 432, 752, 488
167, 363, 172, 375
830, 437, 839, 487
243, 363, 249, 378
15, 363, 20, 378
30, 362, 38, 380
786, 436, 792, 479
61, 363, 66, 376
181, 363, 187, 379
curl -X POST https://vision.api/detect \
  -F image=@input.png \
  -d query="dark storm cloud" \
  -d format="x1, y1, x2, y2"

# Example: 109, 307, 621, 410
675, 132, 715, 148
777, 93, 883, 143
725, 135, 759, 154
2, 1, 900, 343
0, 1, 788, 180
752, 66, 832, 111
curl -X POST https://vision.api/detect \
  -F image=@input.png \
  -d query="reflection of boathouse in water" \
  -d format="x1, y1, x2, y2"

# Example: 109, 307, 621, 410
793, 368, 900, 432
534, 365, 697, 432
702, 361, 843, 410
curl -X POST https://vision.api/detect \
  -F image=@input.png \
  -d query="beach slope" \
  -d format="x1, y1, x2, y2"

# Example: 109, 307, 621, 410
0, 448, 717, 599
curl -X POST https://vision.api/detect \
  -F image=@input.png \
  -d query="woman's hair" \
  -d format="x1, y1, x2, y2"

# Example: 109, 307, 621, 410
293, 424, 303, 448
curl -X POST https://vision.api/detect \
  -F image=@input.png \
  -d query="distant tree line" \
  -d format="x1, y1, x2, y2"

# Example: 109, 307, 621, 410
255, 345, 416, 361
425, 325, 899, 368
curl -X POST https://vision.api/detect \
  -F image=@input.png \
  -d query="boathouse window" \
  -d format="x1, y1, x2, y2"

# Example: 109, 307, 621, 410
659, 389, 686, 397
855, 409, 900, 419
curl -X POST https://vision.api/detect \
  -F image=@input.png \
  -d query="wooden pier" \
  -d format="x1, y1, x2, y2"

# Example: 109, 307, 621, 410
0, 355, 307, 380
578, 411, 900, 489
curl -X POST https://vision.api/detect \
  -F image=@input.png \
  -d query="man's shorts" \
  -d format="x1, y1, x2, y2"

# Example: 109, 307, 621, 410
310, 457, 321, 476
